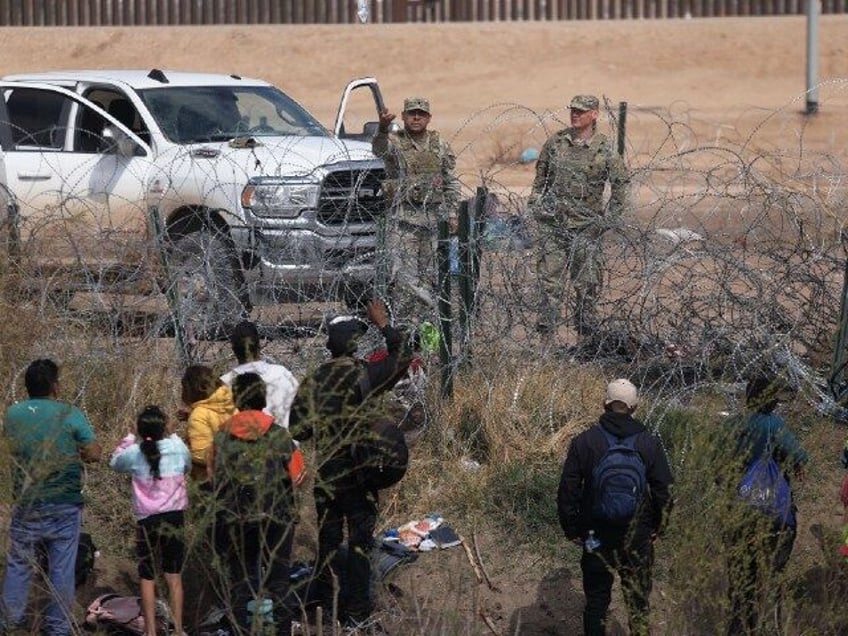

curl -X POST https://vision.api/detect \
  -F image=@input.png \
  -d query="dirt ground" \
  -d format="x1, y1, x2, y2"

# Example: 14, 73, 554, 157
2, 16, 848, 192
2, 17, 848, 635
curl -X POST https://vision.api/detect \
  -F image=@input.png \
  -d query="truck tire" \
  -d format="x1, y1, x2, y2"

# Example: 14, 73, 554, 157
168, 230, 248, 341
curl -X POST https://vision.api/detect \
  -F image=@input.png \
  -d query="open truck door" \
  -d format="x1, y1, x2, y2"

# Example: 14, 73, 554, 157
0, 88, 21, 264
0, 81, 151, 274
333, 77, 389, 142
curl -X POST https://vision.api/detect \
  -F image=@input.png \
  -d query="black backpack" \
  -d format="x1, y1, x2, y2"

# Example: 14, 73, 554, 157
37, 531, 96, 587
350, 365, 409, 491
590, 428, 648, 524
351, 414, 409, 491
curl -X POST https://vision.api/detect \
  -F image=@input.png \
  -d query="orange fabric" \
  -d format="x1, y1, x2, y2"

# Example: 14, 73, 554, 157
221, 410, 275, 440
289, 446, 307, 487
221, 409, 306, 486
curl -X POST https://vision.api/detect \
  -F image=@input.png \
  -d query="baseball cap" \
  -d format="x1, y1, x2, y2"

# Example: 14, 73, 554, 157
604, 378, 638, 409
403, 97, 431, 114
569, 94, 600, 111
326, 315, 369, 356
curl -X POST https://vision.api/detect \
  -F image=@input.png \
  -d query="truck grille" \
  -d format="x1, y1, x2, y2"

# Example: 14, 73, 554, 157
317, 168, 385, 226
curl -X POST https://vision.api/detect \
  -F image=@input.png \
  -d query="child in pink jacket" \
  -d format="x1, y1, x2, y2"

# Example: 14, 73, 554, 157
110, 406, 191, 636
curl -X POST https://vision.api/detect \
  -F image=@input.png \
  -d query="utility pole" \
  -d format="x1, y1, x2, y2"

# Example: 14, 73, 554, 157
806, 0, 820, 114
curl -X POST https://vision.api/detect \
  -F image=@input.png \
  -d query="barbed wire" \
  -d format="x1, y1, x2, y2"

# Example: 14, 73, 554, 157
1, 89, 847, 424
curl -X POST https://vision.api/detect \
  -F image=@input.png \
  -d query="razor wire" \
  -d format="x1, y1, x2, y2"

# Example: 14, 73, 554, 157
1, 86, 847, 422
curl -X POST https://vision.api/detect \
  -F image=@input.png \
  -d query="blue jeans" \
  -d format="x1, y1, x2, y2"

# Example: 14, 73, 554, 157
1, 503, 82, 636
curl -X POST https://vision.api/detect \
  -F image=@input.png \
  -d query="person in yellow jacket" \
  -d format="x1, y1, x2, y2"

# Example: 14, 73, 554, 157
180, 365, 236, 481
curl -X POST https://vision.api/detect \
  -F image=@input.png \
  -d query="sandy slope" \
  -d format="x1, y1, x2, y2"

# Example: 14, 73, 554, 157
1, 17, 847, 130
1, 17, 847, 114
2, 17, 847, 196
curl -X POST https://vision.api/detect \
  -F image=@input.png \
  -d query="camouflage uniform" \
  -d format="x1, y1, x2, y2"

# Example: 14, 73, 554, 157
372, 97, 461, 318
529, 95, 629, 336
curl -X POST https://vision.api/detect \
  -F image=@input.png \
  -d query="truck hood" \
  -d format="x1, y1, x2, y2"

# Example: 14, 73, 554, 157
178, 135, 377, 179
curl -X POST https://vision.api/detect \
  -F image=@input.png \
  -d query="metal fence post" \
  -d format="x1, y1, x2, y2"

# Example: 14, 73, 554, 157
437, 217, 453, 399
617, 101, 628, 157
829, 253, 848, 401
458, 199, 472, 366
375, 212, 389, 302
456, 186, 488, 370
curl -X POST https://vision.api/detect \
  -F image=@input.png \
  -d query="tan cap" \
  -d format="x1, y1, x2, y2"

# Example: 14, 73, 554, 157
569, 94, 600, 111
604, 379, 638, 409
403, 97, 431, 114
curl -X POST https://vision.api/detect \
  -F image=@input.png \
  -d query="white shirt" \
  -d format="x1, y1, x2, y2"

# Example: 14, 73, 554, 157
220, 360, 299, 429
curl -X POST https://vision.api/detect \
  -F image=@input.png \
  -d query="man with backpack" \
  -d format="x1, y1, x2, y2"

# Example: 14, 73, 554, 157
289, 299, 412, 631
725, 375, 808, 635
557, 378, 673, 636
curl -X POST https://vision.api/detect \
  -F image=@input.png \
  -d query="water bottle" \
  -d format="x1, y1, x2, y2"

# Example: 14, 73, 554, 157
584, 530, 601, 553
449, 236, 460, 274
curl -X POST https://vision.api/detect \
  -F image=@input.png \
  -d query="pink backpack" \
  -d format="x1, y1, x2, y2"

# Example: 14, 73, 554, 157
84, 593, 171, 635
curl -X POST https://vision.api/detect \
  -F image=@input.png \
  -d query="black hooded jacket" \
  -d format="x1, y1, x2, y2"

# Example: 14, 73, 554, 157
289, 324, 411, 489
557, 411, 674, 544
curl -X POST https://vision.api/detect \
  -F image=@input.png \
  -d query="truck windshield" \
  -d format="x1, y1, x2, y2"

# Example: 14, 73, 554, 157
137, 84, 329, 143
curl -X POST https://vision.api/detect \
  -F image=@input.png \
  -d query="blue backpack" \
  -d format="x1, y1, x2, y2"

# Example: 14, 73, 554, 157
737, 451, 795, 528
591, 428, 648, 524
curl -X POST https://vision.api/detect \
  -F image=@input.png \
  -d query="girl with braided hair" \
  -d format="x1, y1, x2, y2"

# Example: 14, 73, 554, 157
110, 405, 191, 636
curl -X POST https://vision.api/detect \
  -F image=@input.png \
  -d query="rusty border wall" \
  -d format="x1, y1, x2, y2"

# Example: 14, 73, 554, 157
0, 0, 845, 26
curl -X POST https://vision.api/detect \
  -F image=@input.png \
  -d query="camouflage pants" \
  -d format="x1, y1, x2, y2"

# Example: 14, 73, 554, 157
383, 217, 439, 320
536, 232, 603, 335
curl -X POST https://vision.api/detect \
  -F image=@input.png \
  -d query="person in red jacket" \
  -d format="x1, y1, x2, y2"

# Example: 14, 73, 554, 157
557, 379, 673, 636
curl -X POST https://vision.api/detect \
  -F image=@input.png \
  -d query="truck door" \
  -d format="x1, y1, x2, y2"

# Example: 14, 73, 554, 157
0, 96, 20, 264
0, 82, 151, 277
333, 77, 387, 142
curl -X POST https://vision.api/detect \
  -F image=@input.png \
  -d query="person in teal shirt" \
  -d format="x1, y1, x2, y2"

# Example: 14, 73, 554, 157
727, 375, 808, 635
1, 359, 101, 636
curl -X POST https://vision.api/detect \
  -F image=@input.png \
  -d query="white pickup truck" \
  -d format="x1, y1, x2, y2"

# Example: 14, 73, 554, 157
0, 69, 386, 339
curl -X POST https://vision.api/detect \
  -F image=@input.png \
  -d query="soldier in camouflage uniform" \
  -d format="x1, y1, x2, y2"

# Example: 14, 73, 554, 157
372, 97, 461, 319
529, 94, 629, 338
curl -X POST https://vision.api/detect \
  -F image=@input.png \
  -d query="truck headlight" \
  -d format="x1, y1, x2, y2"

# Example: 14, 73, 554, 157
241, 178, 320, 218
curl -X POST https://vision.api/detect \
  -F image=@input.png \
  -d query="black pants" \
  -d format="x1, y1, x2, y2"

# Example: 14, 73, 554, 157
581, 535, 654, 636
217, 514, 294, 635
314, 485, 377, 623
726, 521, 796, 636
136, 510, 185, 579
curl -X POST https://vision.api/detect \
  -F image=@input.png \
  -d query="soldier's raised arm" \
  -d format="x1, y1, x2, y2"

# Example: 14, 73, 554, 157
372, 108, 396, 158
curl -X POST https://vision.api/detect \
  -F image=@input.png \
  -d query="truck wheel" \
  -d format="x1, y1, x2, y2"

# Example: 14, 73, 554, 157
168, 230, 248, 341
